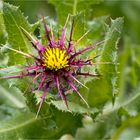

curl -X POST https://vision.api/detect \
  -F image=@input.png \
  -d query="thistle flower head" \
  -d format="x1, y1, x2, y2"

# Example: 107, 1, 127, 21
4, 15, 100, 116
43, 47, 69, 71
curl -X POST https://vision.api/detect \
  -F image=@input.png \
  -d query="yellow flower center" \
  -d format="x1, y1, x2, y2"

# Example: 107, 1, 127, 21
43, 47, 69, 71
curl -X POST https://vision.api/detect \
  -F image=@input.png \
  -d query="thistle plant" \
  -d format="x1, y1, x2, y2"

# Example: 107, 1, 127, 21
3, 16, 102, 115
0, 1, 126, 139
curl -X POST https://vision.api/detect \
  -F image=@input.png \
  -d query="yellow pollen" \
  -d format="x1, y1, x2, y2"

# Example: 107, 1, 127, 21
43, 47, 69, 71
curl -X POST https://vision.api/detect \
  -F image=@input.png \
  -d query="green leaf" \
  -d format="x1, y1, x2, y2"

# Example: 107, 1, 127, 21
0, 107, 82, 139
0, 65, 26, 108
3, 3, 32, 65
51, 100, 99, 115
86, 18, 123, 107
0, 84, 26, 108
49, 0, 103, 25
0, 111, 46, 139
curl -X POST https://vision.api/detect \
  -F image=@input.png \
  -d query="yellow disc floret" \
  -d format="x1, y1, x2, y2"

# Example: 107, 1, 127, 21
43, 47, 69, 71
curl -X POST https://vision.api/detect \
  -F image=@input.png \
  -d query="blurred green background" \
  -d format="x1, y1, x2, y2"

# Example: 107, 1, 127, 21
1, 0, 140, 139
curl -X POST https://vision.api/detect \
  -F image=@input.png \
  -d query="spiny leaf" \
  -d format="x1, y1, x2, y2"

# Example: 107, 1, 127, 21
99, 18, 123, 102
51, 100, 99, 115
3, 3, 32, 65
86, 18, 123, 107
